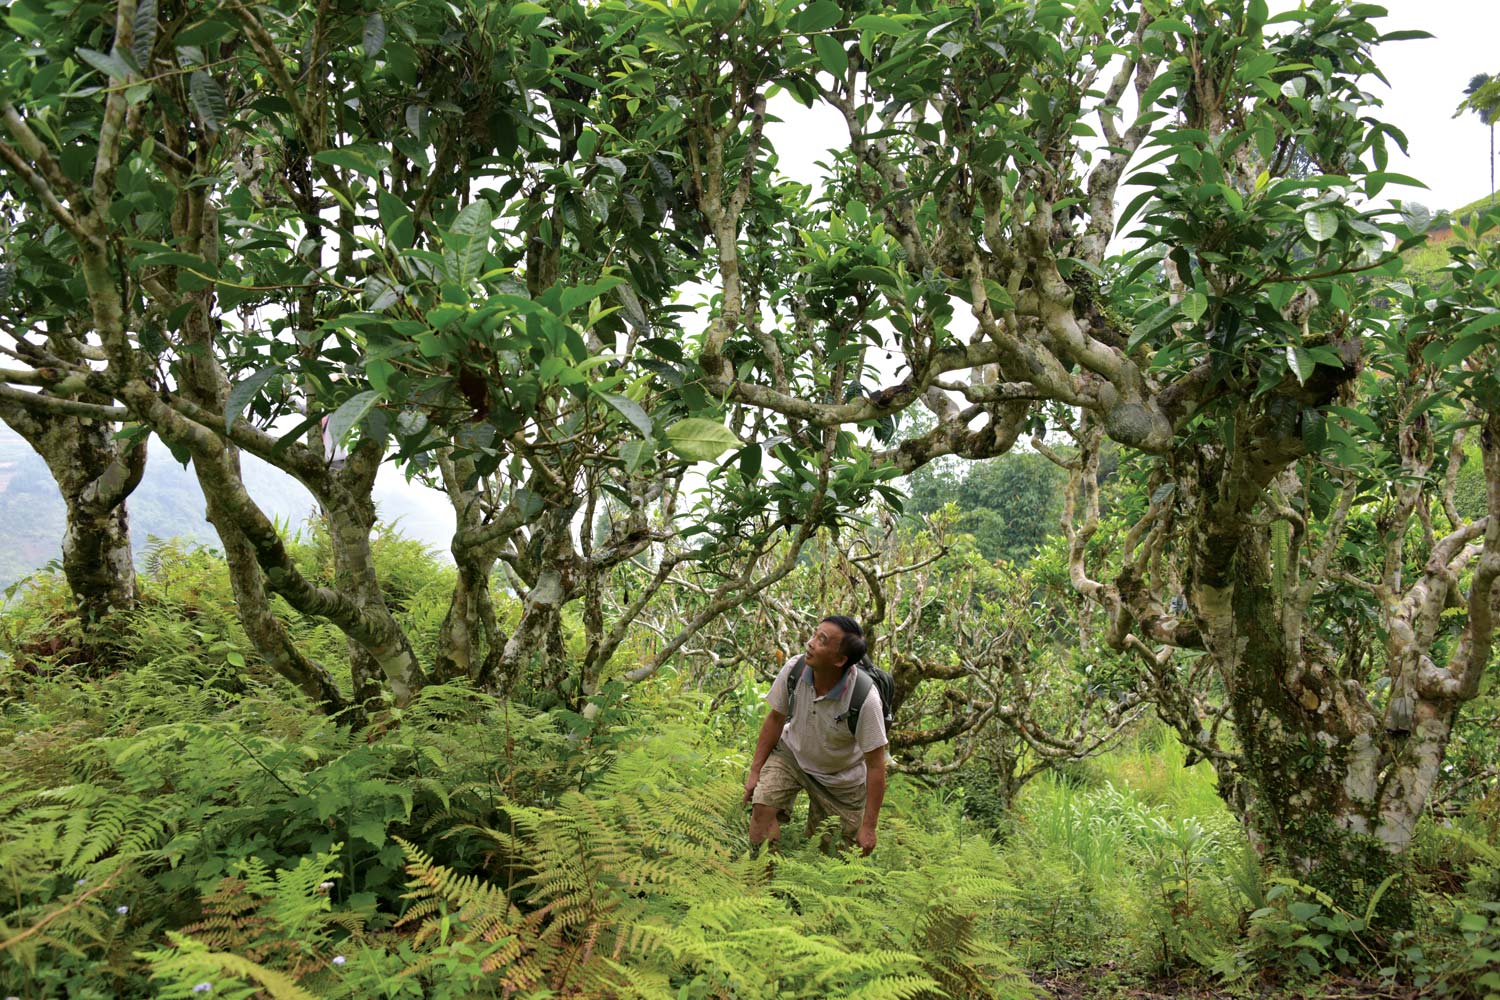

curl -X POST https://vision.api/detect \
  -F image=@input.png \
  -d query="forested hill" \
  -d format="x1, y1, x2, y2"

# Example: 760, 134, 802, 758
0, 428, 453, 587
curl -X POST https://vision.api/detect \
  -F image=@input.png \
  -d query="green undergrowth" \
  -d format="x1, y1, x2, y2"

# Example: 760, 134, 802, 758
0, 557, 1035, 998
989, 726, 1253, 974
0, 666, 1039, 998
1, 546, 1495, 999
992, 724, 1499, 997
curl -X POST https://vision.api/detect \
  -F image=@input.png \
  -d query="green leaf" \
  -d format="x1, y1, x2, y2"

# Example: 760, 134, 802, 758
1289, 901, 1323, 923
581, 186, 609, 222
1116, 187, 1158, 231
446, 200, 493, 284
852, 13, 903, 34
1182, 291, 1208, 323
366, 359, 396, 394
738, 443, 762, 479
1287, 345, 1314, 385
377, 189, 408, 231
364, 276, 399, 312
665, 418, 741, 462
77, 47, 133, 81
131, 0, 158, 69
426, 303, 464, 330
1401, 202, 1433, 233
137, 251, 215, 275
1326, 405, 1380, 436
1457, 311, 1500, 338
813, 34, 848, 78
796, 0, 842, 33
1301, 408, 1326, 451
844, 265, 899, 288
363, 12, 386, 59
1436, 332, 1494, 369
327, 390, 380, 445
224, 364, 282, 432
619, 438, 651, 474
577, 128, 598, 161
614, 283, 648, 332
600, 392, 653, 439
405, 104, 428, 143
1302, 209, 1337, 243
982, 279, 1015, 311
349, 817, 386, 848
312, 147, 383, 178
189, 70, 226, 130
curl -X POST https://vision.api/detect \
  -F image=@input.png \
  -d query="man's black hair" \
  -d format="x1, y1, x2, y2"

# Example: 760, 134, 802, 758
820, 615, 866, 668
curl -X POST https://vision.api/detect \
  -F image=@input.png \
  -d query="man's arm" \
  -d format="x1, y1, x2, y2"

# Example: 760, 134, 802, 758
856, 745, 887, 855
743, 709, 787, 803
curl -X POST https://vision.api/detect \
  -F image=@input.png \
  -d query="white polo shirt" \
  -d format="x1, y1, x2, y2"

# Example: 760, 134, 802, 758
767, 656, 888, 790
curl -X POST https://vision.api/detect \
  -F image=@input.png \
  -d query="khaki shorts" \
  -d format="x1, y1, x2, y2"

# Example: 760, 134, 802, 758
752, 744, 866, 837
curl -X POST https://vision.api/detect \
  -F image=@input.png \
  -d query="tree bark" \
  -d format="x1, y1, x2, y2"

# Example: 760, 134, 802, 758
320, 441, 427, 711
0, 401, 143, 629
497, 504, 581, 692
432, 451, 502, 686
1179, 526, 1413, 924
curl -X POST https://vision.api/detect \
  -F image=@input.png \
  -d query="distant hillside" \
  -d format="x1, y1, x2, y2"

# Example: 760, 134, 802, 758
0, 428, 455, 588
1402, 192, 1500, 283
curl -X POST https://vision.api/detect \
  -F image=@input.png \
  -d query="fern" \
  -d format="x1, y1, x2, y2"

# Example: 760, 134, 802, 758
386, 731, 1035, 1000
2, 552, 1046, 998
0, 862, 124, 978
1431, 823, 1500, 867
146, 850, 348, 992
36, 783, 174, 872
178, 876, 279, 958
145, 932, 320, 1000
397, 837, 550, 990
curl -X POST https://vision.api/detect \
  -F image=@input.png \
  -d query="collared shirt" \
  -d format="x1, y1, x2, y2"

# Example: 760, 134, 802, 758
766, 656, 888, 790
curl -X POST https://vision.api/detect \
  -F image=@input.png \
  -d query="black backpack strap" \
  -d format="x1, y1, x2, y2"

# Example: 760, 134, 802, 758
844, 665, 873, 736
783, 654, 806, 718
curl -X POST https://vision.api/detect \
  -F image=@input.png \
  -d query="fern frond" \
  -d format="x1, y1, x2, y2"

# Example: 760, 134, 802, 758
846, 972, 948, 1000
150, 932, 319, 1000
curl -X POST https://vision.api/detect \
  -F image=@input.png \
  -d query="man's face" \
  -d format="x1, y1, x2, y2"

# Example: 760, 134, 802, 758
805, 621, 848, 671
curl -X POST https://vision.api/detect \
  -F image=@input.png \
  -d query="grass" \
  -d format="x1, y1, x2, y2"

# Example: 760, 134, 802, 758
991, 723, 1253, 975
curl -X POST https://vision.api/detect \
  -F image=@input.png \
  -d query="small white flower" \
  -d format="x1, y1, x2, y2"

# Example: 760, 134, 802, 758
331, 955, 347, 966
192, 984, 212, 994
116, 905, 129, 915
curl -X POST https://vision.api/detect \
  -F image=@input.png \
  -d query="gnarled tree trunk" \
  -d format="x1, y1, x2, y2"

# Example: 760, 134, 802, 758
0, 401, 143, 628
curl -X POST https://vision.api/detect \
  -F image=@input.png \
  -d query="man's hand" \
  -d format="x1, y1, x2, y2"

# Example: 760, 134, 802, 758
856, 823, 877, 856
743, 769, 760, 804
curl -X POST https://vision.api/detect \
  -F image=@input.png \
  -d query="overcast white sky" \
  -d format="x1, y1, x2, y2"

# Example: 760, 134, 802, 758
767, 1, 1499, 213
1357, 0, 1497, 211
377, 2, 1500, 549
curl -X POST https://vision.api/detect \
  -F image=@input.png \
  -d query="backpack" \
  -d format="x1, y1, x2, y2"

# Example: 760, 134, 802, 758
785, 654, 895, 737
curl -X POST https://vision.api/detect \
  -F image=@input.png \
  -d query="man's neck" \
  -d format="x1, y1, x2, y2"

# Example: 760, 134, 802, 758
810, 658, 851, 695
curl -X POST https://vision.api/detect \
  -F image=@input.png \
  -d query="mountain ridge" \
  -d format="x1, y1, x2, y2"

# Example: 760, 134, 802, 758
0, 426, 455, 588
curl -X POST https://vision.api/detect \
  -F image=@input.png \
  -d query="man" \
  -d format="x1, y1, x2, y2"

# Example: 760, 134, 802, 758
743, 615, 888, 855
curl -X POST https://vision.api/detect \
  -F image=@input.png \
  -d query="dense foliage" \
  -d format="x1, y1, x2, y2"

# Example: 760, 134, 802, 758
2, 540, 1496, 997
2, 0, 1500, 991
